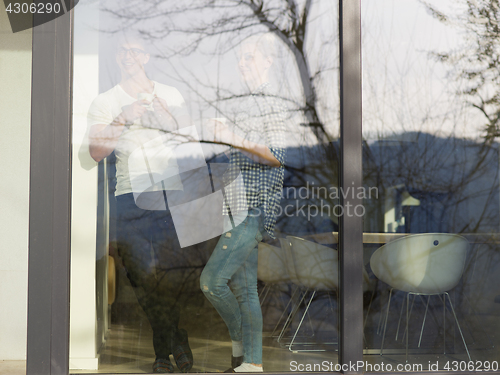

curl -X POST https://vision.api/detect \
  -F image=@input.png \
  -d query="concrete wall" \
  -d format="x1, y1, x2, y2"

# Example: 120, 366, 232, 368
0, 2, 32, 361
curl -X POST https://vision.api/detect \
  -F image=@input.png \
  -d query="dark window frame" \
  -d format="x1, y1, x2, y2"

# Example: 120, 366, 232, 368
27, 2, 74, 375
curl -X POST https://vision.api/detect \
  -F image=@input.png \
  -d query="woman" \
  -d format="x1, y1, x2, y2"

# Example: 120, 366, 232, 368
200, 34, 286, 373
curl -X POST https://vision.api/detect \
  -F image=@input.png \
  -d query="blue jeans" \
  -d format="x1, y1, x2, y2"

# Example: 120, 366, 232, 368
200, 208, 264, 365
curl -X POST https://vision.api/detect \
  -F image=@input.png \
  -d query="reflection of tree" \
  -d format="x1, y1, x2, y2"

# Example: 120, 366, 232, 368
363, 133, 500, 234
360, 3, 500, 340
102, 0, 337, 143
358, 1, 500, 237
98, 0, 341, 243
421, 0, 500, 141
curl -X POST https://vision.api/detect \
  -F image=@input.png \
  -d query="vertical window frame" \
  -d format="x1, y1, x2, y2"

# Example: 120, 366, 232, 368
27, 2, 74, 375
339, 0, 363, 372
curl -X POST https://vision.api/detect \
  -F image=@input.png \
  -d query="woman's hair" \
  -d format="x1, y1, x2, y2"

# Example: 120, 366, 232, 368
242, 33, 278, 59
115, 32, 148, 52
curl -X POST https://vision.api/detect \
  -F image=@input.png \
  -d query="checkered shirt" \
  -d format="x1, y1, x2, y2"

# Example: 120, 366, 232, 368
223, 82, 286, 238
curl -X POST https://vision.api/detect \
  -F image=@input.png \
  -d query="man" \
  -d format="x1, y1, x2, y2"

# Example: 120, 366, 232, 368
200, 33, 286, 373
88, 35, 193, 373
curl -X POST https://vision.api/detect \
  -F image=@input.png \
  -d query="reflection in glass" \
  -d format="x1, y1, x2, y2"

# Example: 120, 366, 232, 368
71, 0, 340, 373
362, 0, 500, 369
87, 35, 197, 374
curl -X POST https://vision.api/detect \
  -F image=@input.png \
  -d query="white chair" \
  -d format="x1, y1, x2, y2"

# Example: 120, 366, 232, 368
271, 238, 308, 342
258, 242, 290, 304
286, 236, 339, 351
370, 233, 471, 361
257, 242, 292, 337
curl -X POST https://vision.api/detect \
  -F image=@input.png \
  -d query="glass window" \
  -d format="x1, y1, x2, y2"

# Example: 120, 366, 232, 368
362, 0, 500, 371
70, 0, 340, 373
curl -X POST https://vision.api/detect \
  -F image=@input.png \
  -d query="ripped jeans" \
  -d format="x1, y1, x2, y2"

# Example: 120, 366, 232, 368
200, 208, 264, 365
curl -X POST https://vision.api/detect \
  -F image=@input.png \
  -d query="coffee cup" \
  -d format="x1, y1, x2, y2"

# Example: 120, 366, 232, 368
137, 93, 155, 111
209, 117, 227, 125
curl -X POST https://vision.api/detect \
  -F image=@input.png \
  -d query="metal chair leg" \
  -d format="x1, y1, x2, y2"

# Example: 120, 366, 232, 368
445, 292, 471, 361
377, 289, 389, 335
270, 286, 297, 337
259, 284, 271, 306
395, 293, 406, 341
443, 294, 446, 355
380, 288, 393, 356
277, 288, 308, 342
364, 288, 375, 326
259, 283, 268, 298
418, 295, 430, 348
405, 293, 409, 362
289, 290, 317, 352
306, 293, 316, 336
277, 289, 304, 342
361, 288, 372, 348
401, 294, 416, 342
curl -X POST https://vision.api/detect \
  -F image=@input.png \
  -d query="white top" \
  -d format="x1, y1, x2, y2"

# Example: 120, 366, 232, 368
87, 81, 189, 196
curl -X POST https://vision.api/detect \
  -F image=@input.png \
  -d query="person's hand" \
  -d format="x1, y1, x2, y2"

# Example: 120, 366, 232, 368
120, 100, 149, 124
207, 119, 231, 144
152, 96, 173, 122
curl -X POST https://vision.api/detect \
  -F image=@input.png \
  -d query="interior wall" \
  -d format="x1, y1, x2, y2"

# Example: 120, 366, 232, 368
0, 1, 32, 361
69, 0, 102, 370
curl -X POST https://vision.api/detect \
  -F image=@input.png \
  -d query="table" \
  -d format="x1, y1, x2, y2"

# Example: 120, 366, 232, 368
301, 232, 500, 245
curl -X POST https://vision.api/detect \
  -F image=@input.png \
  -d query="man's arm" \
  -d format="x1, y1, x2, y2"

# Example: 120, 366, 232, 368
211, 95, 286, 167
89, 118, 126, 162
88, 100, 148, 162
228, 135, 281, 167
209, 120, 280, 166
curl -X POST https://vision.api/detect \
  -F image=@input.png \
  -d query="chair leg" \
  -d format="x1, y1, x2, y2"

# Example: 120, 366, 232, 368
260, 284, 271, 306
270, 286, 296, 338
377, 288, 388, 335
259, 283, 268, 299
277, 290, 303, 342
380, 288, 393, 356
418, 295, 430, 348
443, 294, 446, 355
262, 284, 290, 338
361, 288, 372, 348
289, 290, 317, 352
406, 293, 410, 362
364, 288, 376, 336
395, 293, 406, 341
377, 306, 383, 335
306, 295, 316, 336
444, 292, 472, 362
327, 291, 337, 333
401, 294, 416, 342
278, 288, 308, 342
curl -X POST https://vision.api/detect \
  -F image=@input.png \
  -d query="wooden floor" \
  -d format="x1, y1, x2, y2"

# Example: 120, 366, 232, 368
3, 286, 499, 374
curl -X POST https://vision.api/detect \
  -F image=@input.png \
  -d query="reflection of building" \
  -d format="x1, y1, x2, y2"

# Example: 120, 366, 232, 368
383, 185, 420, 233
269, 133, 500, 238
364, 132, 500, 235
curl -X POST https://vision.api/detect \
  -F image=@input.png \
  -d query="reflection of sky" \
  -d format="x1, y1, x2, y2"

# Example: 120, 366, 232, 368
74, 0, 486, 149
73, 0, 339, 152
362, 0, 484, 140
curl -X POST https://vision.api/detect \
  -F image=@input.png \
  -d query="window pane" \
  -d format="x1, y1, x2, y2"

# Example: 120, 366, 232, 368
362, 0, 500, 370
70, 0, 341, 373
